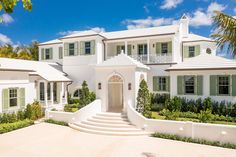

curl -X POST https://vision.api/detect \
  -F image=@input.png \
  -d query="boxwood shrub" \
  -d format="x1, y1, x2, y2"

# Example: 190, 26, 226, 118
0, 119, 34, 134
45, 119, 68, 126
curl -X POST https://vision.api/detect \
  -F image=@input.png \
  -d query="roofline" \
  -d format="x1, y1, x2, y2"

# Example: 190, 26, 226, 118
95, 65, 149, 70
166, 67, 236, 71
104, 33, 175, 41
0, 68, 35, 72
182, 40, 216, 43
38, 42, 63, 46
146, 62, 177, 66
60, 34, 107, 40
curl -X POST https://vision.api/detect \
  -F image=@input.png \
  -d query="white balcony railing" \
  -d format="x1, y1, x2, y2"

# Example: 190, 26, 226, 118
106, 53, 172, 64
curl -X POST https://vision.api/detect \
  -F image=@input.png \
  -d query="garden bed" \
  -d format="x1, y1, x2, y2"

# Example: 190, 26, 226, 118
0, 119, 34, 134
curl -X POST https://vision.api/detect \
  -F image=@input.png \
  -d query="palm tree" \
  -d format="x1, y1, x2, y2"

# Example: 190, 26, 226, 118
212, 11, 236, 55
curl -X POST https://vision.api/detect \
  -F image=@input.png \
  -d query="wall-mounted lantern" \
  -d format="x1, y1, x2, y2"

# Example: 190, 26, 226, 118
98, 83, 102, 90
153, 44, 155, 48
128, 83, 131, 90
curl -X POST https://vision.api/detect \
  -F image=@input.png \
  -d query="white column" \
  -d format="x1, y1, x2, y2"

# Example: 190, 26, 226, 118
44, 82, 48, 108
147, 39, 150, 63
125, 41, 128, 54
50, 82, 54, 105
60, 82, 64, 104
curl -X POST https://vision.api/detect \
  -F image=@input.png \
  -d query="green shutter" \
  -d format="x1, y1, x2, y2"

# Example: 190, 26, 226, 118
80, 41, 85, 55
195, 45, 200, 56
128, 45, 132, 55
41, 48, 45, 60
183, 46, 189, 58
156, 43, 161, 55
74, 42, 78, 56
210, 75, 217, 96
168, 42, 172, 54
177, 76, 184, 95
232, 75, 236, 96
18, 88, 25, 110
2, 89, 9, 112
49, 48, 53, 59
153, 76, 158, 91
91, 40, 95, 55
64, 43, 69, 56
166, 76, 170, 92
197, 75, 203, 95
59, 47, 63, 59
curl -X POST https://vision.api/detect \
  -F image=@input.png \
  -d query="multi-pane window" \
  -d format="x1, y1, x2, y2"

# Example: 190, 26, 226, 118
117, 45, 125, 54
9, 88, 17, 107
185, 76, 195, 94
69, 43, 75, 56
161, 43, 168, 54
218, 76, 229, 95
39, 82, 45, 101
85, 42, 91, 55
138, 44, 147, 55
159, 77, 167, 91
45, 49, 50, 60
188, 46, 195, 57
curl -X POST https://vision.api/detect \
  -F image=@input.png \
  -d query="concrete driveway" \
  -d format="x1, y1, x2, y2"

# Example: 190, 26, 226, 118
0, 123, 235, 157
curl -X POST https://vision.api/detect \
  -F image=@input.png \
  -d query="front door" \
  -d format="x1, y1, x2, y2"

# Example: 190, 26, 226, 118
108, 75, 123, 112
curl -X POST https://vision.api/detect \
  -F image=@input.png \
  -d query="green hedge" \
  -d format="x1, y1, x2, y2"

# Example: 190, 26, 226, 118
45, 119, 68, 126
0, 119, 34, 134
152, 132, 236, 149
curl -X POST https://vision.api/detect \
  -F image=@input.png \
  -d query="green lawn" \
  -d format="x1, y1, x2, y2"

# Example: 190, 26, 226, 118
151, 112, 236, 125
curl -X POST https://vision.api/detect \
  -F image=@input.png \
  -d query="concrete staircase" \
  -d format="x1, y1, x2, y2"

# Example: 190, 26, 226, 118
69, 112, 147, 136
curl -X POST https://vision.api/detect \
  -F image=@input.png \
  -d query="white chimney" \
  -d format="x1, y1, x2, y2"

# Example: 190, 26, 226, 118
179, 14, 189, 38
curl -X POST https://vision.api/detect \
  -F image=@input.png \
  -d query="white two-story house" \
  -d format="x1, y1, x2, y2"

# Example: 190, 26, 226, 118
35, 15, 236, 113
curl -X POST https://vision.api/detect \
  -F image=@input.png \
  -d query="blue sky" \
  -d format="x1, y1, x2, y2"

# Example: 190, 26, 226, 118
0, 0, 235, 47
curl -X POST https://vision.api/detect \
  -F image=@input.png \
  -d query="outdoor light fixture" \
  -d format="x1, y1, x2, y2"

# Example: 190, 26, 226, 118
153, 44, 155, 48
128, 83, 131, 90
98, 83, 101, 90
133, 45, 135, 49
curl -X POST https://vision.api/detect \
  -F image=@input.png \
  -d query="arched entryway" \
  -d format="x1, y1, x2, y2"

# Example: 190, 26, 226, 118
108, 75, 123, 112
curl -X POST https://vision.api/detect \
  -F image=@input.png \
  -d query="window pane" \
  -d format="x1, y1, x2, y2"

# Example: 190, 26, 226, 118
40, 82, 45, 101
185, 76, 195, 94
9, 89, 17, 107
161, 43, 168, 54
158, 77, 167, 91
85, 42, 91, 54
45, 49, 50, 59
69, 43, 75, 56
47, 83, 51, 100
189, 46, 195, 57
219, 76, 229, 95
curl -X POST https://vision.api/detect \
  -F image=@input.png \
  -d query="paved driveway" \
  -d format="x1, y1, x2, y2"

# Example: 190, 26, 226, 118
0, 123, 235, 157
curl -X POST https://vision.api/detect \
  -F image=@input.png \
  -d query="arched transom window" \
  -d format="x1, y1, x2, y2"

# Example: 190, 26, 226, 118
108, 75, 123, 83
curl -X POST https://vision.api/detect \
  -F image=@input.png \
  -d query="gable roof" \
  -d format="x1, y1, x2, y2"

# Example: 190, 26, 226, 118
182, 34, 214, 42
96, 53, 150, 70
38, 39, 62, 46
101, 25, 179, 40
166, 54, 236, 71
0, 58, 71, 82
60, 30, 100, 39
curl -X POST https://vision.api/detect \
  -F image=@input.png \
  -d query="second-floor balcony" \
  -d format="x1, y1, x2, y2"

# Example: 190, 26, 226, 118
105, 38, 174, 64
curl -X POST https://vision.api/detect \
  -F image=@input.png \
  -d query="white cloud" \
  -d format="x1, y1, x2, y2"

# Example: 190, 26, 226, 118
189, 2, 226, 27
234, 7, 236, 13
160, 0, 183, 10
0, 33, 12, 45
1, 14, 14, 24
58, 27, 105, 36
123, 16, 174, 30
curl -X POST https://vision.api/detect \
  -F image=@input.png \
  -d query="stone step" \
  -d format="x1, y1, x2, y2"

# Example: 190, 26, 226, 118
69, 123, 148, 136
96, 112, 127, 118
87, 117, 130, 124
81, 121, 134, 128
74, 122, 142, 132
92, 115, 128, 121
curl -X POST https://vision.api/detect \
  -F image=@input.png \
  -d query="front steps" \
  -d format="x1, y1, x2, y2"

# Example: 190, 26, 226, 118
69, 112, 148, 136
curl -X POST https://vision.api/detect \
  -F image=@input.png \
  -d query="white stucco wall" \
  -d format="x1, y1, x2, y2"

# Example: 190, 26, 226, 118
170, 70, 236, 103
0, 71, 37, 113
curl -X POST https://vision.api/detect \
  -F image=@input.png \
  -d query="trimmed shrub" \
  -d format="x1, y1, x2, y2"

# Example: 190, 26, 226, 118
24, 101, 43, 120
0, 119, 34, 134
45, 119, 68, 126
198, 109, 213, 122
159, 109, 180, 120
203, 97, 212, 111
150, 93, 170, 112
64, 104, 79, 112
165, 96, 182, 112
152, 132, 236, 149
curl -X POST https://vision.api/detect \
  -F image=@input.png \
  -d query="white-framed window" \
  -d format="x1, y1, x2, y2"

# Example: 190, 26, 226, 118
161, 43, 168, 54
185, 76, 195, 94
218, 76, 230, 95
69, 43, 75, 56
9, 88, 18, 107
39, 82, 45, 101
85, 41, 91, 55
188, 46, 195, 57
138, 44, 147, 55
47, 83, 51, 100
158, 77, 167, 91
45, 48, 50, 60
